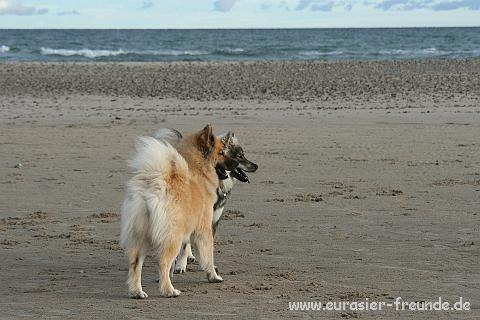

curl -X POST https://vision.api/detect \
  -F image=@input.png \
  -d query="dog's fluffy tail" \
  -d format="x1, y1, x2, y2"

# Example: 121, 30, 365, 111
120, 136, 188, 250
129, 136, 188, 176
152, 128, 183, 147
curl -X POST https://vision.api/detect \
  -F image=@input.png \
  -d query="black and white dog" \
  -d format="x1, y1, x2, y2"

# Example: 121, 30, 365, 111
153, 129, 258, 274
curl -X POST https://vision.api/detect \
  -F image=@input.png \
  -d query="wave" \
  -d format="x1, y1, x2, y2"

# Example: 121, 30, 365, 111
5, 45, 477, 61
223, 48, 245, 54
150, 49, 209, 56
299, 50, 344, 56
378, 47, 450, 56
211, 48, 248, 56
41, 47, 127, 58
40, 47, 210, 58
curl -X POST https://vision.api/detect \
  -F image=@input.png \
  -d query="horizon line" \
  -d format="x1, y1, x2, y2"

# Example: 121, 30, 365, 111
1, 26, 479, 30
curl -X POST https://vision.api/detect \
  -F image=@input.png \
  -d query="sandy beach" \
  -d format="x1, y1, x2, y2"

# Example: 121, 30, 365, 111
0, 60, 479, 319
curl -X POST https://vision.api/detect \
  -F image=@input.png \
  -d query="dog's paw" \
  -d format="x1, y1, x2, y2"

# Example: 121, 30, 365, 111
129, 290, 148, 299
207, 273, 224, 283
174, 259, 187, 274
173, 266, 186, 274
171, 289, 181, 297
214, 265, 219, 273
187, 255, 196, 263
162, 288, 181, 298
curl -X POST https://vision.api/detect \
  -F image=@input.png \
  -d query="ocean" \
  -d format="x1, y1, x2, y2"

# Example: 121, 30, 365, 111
0, 28, 479, 62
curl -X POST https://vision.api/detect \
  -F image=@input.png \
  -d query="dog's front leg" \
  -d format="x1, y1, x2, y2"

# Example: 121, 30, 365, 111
193, 228, 223, 283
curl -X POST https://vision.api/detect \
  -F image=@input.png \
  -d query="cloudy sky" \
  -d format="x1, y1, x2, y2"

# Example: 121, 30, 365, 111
0, 0, 479, 28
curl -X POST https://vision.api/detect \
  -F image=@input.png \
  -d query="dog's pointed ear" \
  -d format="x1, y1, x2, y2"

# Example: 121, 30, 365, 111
198, 124, 213, 142
198, 124, 215, 158
223, 131, 235, 144
203, 124, 213, 137
222, 131, 231, 143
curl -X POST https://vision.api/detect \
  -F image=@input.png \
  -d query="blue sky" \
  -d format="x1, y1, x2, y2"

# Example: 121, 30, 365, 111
0, 0, 479, 28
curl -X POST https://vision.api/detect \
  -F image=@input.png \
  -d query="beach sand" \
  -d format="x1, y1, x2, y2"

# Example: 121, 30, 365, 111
0, 60, 479, 319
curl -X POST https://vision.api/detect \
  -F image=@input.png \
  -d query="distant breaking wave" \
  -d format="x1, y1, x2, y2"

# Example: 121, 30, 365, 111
223, 48, 245, 53
41, 47, 127, 58
0, 45, 10, 53
378, 47, 450, 56
153, 49, 209, 56
40, 47, 210, 58
299, 50, 344, 56
31, 46, 480, 60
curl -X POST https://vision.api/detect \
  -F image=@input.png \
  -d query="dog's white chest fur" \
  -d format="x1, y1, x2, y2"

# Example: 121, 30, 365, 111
213, 207, 224, 224
213, 174, 235, 224
220, 175, 234, 193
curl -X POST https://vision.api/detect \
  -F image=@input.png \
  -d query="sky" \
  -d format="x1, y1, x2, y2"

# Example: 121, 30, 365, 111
0, 0, 479, 28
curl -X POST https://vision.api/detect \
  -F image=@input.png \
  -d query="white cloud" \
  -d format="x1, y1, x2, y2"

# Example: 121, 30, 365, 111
374, 0, 428, 10
295, 0, 353, 11
213, 0, 239, 12
263, 0, 480, 12
311, 1, 334, 11
372, 0, 480, 11
0, 0, 48, 15
216, 0, 450, 14
261, 0, 294, 10
431, 0, 480, 11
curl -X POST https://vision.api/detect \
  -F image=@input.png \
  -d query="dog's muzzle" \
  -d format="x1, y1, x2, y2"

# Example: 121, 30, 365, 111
231, 168, 250, 183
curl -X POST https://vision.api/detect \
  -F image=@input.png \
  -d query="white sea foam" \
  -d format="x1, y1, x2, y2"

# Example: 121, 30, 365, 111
151, 49, 209, 56
379, 47, 450, 56
40, 47, 209, 58
225, 48, 245, 53
0, 45, 10, 53
299, 50, 344, 56
41, 47, 127, 58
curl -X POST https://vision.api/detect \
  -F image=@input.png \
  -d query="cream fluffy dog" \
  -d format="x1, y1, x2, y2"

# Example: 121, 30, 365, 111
120, 125, 229, 298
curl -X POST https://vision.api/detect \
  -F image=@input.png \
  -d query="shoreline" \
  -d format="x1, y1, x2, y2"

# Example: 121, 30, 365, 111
2, 57, 479, 63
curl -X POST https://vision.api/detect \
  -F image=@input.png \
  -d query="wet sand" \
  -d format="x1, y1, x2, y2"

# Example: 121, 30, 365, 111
0, 60, 479, 319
